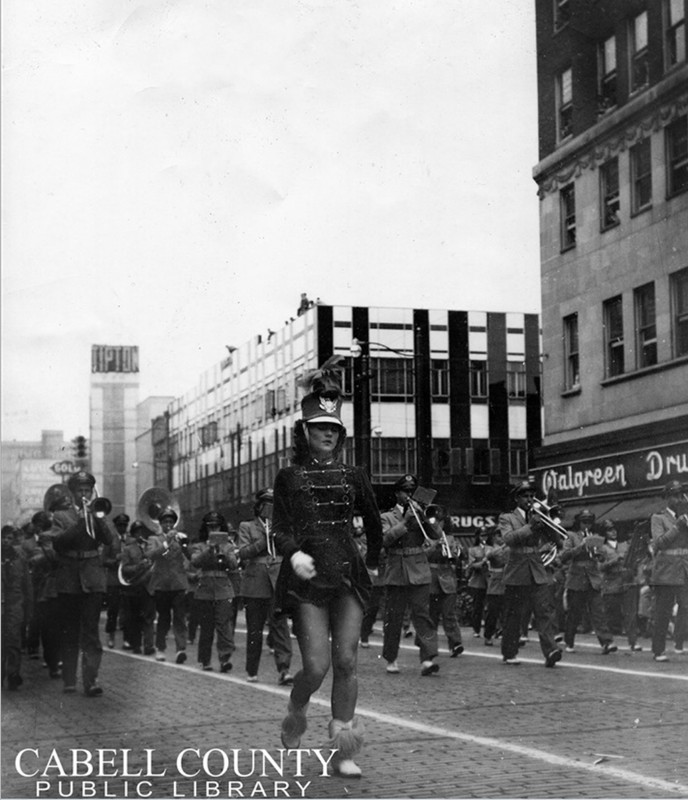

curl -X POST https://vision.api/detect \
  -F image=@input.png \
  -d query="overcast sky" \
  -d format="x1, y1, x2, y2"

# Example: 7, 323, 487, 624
2, 0, 540, 443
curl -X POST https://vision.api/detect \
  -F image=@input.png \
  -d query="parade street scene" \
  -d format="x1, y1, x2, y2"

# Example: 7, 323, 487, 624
3, 1, 688, 799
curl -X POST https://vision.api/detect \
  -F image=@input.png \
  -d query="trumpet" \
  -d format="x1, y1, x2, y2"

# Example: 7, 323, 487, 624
81, 495, 112, 538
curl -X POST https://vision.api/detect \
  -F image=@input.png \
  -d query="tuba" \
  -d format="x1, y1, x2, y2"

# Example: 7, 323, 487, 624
137, 487, 181, 535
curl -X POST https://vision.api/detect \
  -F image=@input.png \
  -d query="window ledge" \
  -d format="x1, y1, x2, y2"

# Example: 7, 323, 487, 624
561, 384, 582, 398
630, 203, 652, 219
601, 354, 688, 386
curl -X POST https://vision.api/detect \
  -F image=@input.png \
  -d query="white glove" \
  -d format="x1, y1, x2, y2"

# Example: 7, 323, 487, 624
291, 550, 316, 580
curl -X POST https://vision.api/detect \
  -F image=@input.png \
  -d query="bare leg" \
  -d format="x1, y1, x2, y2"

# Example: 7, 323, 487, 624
329, 591, 364, 721
290, 603, 331, 707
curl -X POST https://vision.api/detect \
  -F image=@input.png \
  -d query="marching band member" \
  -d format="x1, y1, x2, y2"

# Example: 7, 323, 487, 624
103, 513, 129, 649
146, 507, 190, 663
466, 526, 490, 638
52, 471, 112, 695
190, 511, 238, 672
498, 481, 562, 667
483, 528, 507, 647
119, 520, 156, 655
649, 481, 688, 662
426, 521, 464, 657
381, 474, 442, 676
560, 510, 617, 655
273, 358, 382, 778
598, 519, 642, 652
238, 489, 293, 685
2, 524, 32, 690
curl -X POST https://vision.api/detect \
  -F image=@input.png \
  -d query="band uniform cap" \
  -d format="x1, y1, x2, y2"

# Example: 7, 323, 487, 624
394, 474, 418, 492
67, 471, 96, 492
159, 506, 179, 523
301, 391, 344, 426
203, 511, 222, 525
255, 488, 274, 504
578, 508, 595, 520
113, 514, 130, 526
511, 480, 536, 497
663, 480, 685, 496
600, 519, 616, 531
130, 521, 146, 536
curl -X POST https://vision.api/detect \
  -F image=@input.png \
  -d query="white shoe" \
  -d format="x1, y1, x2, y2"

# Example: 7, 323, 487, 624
335, 758, 362, 778
247, 675, 258, 683
673, 647, 685, 655
565, 646, 575, 653
155, 650, 166, 662
386, 660, 400, 674
360, 640, 370, 648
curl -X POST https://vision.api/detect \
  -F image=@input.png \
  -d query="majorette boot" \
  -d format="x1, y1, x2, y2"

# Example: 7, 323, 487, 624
280, 699, 309, 748
327, 717, 364, 778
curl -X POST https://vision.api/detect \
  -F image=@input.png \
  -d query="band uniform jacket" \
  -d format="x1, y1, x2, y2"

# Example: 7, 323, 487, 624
146, 532, 190, 592
560, 529, 604, 591
120, 535, 155, 595
238, 518, 281, 599
466, 543, 489, 589
650, 508, 688, 586
52, 507, 111, 594
485, 543, 508, 596
598, 541, 632, 594
102, 533, 125, 588
382, 505, 442, 587
426, 535, 459, 595
497, 508, 554, 586
273, 459, 382, 613
190, 542, 238, 601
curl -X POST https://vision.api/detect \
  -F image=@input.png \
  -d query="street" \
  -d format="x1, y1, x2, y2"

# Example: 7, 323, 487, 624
2, 622, 687, 800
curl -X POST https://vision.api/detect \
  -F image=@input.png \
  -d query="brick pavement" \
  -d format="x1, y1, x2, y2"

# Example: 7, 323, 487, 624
2, 625, 688, 800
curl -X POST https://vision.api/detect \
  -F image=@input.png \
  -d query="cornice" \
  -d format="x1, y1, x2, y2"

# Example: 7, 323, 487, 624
533, 66, 688, 199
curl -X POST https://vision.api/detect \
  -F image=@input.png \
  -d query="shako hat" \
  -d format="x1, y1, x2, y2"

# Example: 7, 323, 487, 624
299, 355, 345, 427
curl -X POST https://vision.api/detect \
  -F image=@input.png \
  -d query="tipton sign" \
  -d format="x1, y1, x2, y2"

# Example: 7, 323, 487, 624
91, 345, 139, 373
533, 440, 688, 501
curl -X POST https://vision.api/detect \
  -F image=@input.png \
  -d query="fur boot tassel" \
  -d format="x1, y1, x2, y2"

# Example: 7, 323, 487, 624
280, 700, 309, 749
327, 717, 364, 778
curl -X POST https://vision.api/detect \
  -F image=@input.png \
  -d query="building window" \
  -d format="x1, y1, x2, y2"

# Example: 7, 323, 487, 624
671, 267, 688, 357
600, 158, 620, 230
597, 36, 617, 115
630, 11, 649, 92
665, 0, 686, 70
630, 138, 652, 213
506, 362, 527, 398
666, 115, 688, 197
563, 313, 580, 390
603, 296, 624, 377
556, 68, 573, 141
554, 0, 570, 31
560, 183, 576, 250
432, 439, 451, 483
470, 360, 487, 397
509, 445, 528, 479
635, 283, 658, 368
465, 440, 493, 484
371, 437, 416, 481
431, 359, 449, 398
370, 357, 415, 399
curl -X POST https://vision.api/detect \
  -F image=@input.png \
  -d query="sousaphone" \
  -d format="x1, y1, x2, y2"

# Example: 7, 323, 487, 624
43, 484, 73, 512
137, 487, 181, 535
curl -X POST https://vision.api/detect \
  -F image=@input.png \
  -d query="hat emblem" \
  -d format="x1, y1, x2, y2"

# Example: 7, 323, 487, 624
319, 397, 337, 414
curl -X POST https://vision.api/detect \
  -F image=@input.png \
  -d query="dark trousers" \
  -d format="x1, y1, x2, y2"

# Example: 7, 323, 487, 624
121, 590, 156, 653
383, 583, 438, 663
565, 587, 613, 648
154, 590, 187, 653
652, 583, 688, 656
469, 587, 487, 634
429, 591, 462, 650
58, 592, 104, 689
502, 583, 558, 660
243, 596, 292, 676
603, 586, 639, 645
484, 594, 504, 640
2, 602, 24, 680
360, 585, 385, 641
105, 585, 122, 636
37, 599, 61, 672
196, 598, 235, 667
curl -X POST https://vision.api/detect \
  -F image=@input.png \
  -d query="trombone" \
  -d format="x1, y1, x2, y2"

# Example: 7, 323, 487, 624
529, 498, 569, 566
81, 493, 112, 538
406, 497, 455, 560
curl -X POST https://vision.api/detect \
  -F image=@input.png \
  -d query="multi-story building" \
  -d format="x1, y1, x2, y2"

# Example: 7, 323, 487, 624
167, 302, 542, 535
531, 0, 688, 532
